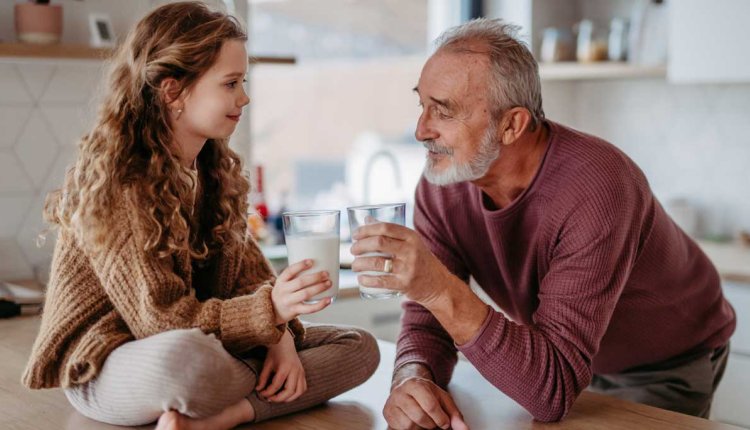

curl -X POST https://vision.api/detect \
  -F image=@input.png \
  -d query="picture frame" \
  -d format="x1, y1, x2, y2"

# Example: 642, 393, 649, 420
88, 13, 116, 48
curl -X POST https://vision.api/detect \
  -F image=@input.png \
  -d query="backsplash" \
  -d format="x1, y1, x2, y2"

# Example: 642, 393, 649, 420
0, 62, 749, 281
544, 80, 750, 239
0, 61, 103, 280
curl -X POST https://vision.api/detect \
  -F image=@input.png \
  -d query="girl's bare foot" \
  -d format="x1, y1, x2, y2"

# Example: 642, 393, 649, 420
154, 398, 255, 430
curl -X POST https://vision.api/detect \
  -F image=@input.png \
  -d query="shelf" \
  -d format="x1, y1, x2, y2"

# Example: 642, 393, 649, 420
539, 62, 666, 81
0, 42, 110, 60
0, 42, 295, 65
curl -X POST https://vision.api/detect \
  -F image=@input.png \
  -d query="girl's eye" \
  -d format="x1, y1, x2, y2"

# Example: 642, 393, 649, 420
225, 79, 246, 89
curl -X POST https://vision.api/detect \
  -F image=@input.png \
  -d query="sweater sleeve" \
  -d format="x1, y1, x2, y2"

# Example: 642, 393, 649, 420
393, 180, 465, 387
230, 234, 306, 344
456, 174, 645, 422
89, 196, 286, 355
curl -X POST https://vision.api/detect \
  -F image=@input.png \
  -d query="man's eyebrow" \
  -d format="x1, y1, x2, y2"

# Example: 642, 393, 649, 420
413, 87, 454, 110
430, 96, 454, 110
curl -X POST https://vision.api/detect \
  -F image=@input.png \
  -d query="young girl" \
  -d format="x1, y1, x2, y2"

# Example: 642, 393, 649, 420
21, 2, 379, 429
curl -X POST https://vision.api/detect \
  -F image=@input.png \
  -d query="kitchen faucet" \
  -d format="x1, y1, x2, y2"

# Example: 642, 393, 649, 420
362, 149, 402, 204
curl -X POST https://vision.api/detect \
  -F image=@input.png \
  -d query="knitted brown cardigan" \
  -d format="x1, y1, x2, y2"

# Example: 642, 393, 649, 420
22, 185, 304, 389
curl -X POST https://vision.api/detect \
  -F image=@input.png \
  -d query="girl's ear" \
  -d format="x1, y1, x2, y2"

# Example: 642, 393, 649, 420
159, 78, 183, 107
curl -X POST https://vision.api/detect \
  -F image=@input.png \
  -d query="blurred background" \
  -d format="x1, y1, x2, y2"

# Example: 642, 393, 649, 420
0, 1, 749, 425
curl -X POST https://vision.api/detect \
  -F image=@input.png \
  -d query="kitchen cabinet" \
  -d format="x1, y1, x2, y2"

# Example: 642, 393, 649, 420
668, 0, 750, 83
300, 295, 404, 343
485, 0, 665, 81
712, 281, 750, 428
485, 0, 750, 83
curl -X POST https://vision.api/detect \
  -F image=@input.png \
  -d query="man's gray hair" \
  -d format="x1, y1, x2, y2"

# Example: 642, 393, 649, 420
435, 18, 545, 130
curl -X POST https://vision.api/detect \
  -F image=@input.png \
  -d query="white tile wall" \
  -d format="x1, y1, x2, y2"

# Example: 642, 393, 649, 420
562, 80, 750, 238
0, 62, 96, 281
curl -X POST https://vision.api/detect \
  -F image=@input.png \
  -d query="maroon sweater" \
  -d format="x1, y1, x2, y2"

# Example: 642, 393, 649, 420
395, 121, 736, 422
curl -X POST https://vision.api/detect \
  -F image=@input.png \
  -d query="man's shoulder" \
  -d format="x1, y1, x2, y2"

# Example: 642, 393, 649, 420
544, 121, 649, 198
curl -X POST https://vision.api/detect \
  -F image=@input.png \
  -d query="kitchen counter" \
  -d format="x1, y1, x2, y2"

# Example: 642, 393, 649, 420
0, 315, 742, 430
697, 240, 750, 284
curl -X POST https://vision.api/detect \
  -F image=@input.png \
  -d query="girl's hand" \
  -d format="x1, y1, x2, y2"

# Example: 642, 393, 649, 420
256, 329, 307, 403
272, 259, 333, 325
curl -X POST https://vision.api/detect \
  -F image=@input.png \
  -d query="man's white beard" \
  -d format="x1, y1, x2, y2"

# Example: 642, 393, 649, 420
423, 123, 500, 186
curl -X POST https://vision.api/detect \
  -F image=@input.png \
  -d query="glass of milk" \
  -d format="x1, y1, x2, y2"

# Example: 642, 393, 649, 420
347, 203, 405, 300
282, 210, 340, 304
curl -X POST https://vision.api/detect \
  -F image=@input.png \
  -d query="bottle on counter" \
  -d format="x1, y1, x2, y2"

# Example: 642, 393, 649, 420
247, 165, 271, 244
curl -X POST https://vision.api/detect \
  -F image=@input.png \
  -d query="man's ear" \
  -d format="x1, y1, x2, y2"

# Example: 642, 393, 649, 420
159, 77, 183, 107
498, 108, 532, 146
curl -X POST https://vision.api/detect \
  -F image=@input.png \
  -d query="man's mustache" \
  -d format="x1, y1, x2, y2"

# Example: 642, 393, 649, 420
423, 140, 453, 155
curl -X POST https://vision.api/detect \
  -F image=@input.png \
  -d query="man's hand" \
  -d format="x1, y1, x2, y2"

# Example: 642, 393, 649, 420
350, 222, 455, 306
384, 375, 469, 430
351, 222, 490, 345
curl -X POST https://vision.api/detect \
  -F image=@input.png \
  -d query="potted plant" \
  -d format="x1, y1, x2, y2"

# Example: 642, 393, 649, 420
14, 0, 63, 44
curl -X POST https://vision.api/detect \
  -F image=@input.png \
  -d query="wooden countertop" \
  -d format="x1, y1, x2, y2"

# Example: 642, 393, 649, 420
0, 316, 741, 429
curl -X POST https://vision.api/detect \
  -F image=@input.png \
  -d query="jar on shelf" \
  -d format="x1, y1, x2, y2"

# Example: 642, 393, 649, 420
575, 19, 608, 62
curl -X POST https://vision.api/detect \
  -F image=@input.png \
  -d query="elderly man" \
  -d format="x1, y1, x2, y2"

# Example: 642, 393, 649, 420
350, 18, 735, 428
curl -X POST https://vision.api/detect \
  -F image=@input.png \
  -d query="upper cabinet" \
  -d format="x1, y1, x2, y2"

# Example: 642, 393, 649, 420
668, 0, 750, 83
485, 0, 750, 83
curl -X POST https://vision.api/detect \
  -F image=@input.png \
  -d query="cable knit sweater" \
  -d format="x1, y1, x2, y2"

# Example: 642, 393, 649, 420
395, 121, 736, 422
22, 171, 303, 389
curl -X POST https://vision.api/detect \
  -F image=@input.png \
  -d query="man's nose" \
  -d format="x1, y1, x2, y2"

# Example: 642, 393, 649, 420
415, 113, 437, 142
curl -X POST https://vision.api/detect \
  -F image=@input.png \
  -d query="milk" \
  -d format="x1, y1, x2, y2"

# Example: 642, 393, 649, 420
285, 233, 340, 303
358, 252, 401, 299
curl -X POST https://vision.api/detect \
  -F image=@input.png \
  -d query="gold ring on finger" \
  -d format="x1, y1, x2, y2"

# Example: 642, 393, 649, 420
383, 258, 393, 274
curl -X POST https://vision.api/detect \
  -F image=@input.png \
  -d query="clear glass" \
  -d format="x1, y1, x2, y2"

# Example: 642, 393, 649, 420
347, 203, 405, 300
282, 210, 340, 304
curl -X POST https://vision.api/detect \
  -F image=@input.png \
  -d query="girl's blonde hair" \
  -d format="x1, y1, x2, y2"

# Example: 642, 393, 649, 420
47, 1, 250, 260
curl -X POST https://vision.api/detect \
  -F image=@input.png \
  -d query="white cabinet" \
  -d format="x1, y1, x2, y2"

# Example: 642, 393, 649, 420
712, 281, 750, 428
485, 0, 750, 83
668, 0, 750, 83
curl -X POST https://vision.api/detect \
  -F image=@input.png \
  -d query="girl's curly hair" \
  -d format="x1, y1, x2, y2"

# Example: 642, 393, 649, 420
46, 1, 251, 260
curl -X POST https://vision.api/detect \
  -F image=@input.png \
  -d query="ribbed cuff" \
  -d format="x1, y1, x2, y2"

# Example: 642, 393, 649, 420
287, 318, 306, 348
456, 309, 504, 355
220, 285, 285, 354
455, 306, 494, 350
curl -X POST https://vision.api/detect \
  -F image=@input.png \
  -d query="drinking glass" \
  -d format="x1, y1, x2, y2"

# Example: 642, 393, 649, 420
282, 210, 340, 304
347, 203, 405, 300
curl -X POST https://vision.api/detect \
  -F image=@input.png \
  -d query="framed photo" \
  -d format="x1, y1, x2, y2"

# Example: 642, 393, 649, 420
88, 13, 116, 48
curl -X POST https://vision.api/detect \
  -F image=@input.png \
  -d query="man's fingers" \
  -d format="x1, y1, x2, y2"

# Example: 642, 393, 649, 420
351, 255, 398, 274
439, 391, 469, 430
399, 395, 437, 429
350, 234, 403, 257
352, 221, 411, 241
278, 259, 313, 282
384, 403, 417, 430
412, 391, 451, 429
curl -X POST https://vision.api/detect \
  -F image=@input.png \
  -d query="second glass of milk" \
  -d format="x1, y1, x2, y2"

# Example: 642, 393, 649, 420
282, 210, 340, 304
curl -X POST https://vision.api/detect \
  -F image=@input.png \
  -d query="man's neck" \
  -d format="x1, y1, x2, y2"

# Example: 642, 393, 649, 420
472, 123, 550, 209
